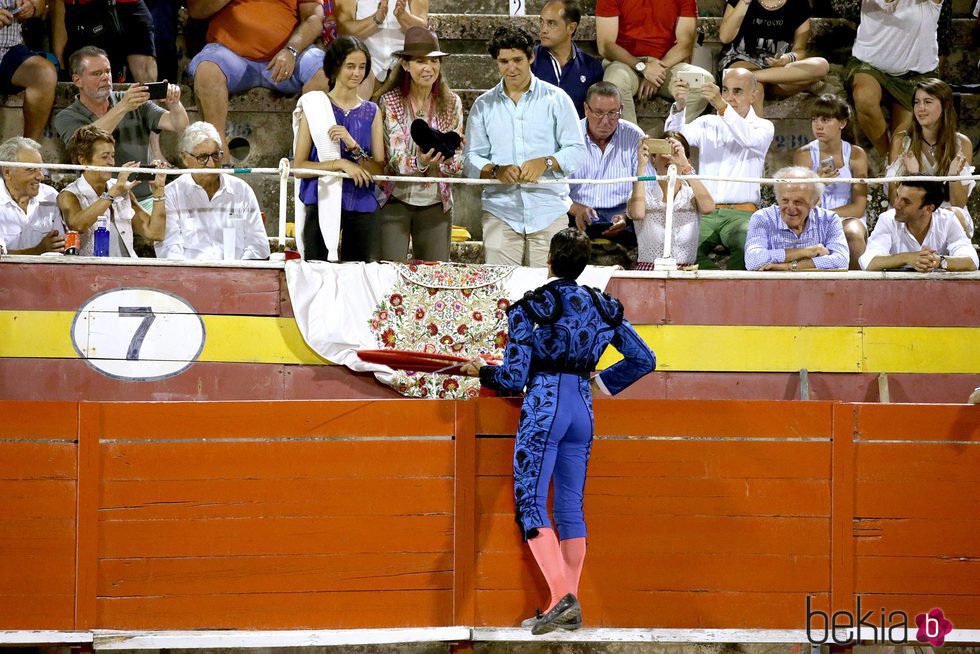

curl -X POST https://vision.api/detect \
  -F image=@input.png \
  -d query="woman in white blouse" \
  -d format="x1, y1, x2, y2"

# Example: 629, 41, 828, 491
58, 125, 167, 257
628, 132, 715, 269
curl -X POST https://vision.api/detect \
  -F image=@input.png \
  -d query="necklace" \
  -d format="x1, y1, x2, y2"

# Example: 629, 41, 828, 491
329, 92, 361, 116
758, 0, 786, 9
408, 94, 431, 120
922, 138, 938, 157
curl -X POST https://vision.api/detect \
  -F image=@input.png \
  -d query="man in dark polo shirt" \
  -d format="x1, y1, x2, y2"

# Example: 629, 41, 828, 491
531, 0, 602, 118
53, 46, 188, 200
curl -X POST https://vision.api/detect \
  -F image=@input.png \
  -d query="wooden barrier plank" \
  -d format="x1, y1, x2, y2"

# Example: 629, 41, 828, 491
0, 443, 76, 479
453, 401, 477, 628
854, 404, 980, 441
76, 403, 99, 630
856, 556, 980, 595
99, 477, 454, 520
99, 515, 454, 559
856, 443, 980, 481
828, 594, 980, 630
98, 553, 453, 596
475, 589, 831, 629
101, 441, 454, 480
856, 479, 980, 519
853, 520, 980, 557
477, 514, 828, 555
477, 439, 831, 479
0, 596, 77, 630
0, 479, 76, 518
0, 401, 78, 438
97, 590, 454, 629
475, 552, 829, 592
97, 401, 456, 440
0, 263, 283, 315
0, 553, 76, 594
831, 404, 856, 617
476, 476, 830, 516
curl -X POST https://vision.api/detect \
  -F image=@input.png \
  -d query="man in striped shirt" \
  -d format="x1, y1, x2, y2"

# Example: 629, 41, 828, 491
567, 81, 643, 247
744, 166, 849, 271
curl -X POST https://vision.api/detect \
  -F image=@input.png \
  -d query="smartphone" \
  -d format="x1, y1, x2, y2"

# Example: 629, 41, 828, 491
144, 81, 168, 100
8, 5, 22, 14
819, 156, 835, 172
675, 70, 706, 91
642, 138, 672, 155
129, 167, 156, 182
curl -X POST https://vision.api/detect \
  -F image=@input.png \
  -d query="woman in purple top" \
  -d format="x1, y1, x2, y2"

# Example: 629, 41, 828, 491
295, 36, 385, 262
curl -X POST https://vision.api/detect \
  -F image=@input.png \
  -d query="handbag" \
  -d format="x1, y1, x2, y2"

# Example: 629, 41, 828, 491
67, 0, 123, 43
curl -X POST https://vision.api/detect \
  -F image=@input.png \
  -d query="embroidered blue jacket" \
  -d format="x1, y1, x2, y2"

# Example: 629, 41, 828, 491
480, 278, 655, 394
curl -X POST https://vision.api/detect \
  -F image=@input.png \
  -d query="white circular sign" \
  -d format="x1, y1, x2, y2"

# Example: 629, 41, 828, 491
71, 288, 206, 381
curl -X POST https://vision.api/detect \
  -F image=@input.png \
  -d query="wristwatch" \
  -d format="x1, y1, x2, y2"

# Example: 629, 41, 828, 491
100, 191, 113, 202
939, 255, 948, 271
790, 260, 799, 271
285, 46, 299, 59
544, 157, 555, 171
634, 60, 647, 75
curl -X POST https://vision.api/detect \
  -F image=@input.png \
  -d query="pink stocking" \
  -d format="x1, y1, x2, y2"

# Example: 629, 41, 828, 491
526, 527, 570, 609
560, 537, 586, 595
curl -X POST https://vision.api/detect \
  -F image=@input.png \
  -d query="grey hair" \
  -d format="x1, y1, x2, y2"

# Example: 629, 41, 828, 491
179, 122, 222, 155
774, 165, 825, 203
0, 137, 42, 164
722, 67, 757, 92
585, 80, 622, 106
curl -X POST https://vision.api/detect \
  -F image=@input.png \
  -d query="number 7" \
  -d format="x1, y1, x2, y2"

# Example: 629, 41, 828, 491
118, 306, 156, 360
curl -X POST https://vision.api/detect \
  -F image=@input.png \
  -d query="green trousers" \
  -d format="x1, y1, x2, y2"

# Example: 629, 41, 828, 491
697, 208, 753, 271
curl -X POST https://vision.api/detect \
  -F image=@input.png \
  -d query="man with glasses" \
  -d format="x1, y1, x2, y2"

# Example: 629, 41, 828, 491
567, 82, 643, 253
155, 122, 270, 261
54, 46, 188, 202
0, 137, 64, 255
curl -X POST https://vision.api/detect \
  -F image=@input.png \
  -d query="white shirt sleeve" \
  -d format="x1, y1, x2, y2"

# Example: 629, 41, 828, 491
721, 107, 774, 153
944, 215, 980, 268
859, 210, 898, 270
155, 183, 186, 260
241, 185, 271, 260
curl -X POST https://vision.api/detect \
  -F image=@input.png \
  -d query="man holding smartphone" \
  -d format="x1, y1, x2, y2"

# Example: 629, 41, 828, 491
54, 46, 188, 201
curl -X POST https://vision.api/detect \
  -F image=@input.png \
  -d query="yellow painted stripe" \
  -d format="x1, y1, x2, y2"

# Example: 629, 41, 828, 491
1, 311, 977, 373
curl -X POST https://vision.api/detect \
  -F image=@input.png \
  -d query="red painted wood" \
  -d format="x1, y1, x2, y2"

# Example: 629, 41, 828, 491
0, 263, 282, 315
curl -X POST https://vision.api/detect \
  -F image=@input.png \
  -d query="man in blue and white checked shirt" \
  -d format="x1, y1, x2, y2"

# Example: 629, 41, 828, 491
744, 166, 849, 271
464, 25, 586, 268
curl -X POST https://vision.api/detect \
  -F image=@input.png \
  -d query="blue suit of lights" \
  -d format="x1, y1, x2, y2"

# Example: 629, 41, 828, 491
480, 278, 656, 541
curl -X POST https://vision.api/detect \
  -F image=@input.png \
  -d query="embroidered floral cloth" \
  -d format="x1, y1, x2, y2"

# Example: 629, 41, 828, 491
286, 261, 615, 398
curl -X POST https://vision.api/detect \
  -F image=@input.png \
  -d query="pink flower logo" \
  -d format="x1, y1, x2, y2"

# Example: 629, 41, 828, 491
915, 608, 953, 646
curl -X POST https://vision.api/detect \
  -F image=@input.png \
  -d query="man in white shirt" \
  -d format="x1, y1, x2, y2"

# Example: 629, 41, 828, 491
0, 137, 65, 255
667, 68, 774, 270
846, 0, 943, 157
859, 179, 978, 272
155, 122, 271, 261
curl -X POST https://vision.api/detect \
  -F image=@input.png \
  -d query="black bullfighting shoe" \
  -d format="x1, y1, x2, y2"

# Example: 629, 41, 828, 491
530, 593, 582, 635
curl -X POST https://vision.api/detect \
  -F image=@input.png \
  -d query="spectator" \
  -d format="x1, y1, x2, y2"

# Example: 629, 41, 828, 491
667, 68, 774, 270
744, 166, 849, 271
567, 81, 642, 249
628, 131, 714, 269
0, 1, 58, 141
887, 78, 974, 237
54, 47, 188, 201
718, 0, 830, 115
188, 0, 329, 164
532, 0, 602, 118
155, 122, 271, 260
860, 179, 977, 271
58, 125, 167, 257
294, 36, 384, 262
50, 0, 157, 82
145, 0, 179, 82
336, 0, 428, 98
793, 94, 868, 269
595, 0, 712, 125
463, 26, 585, 268
376, 27, 462, 262
0, 138, 64, 255
846, 0, 943, 158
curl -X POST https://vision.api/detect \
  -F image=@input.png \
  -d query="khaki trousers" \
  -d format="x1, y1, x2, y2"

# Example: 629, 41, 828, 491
482, 212, 566, 268
602, 59, 712, 125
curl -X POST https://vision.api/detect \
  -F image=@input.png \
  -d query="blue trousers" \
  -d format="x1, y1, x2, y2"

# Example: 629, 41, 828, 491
514, 373, 594, 541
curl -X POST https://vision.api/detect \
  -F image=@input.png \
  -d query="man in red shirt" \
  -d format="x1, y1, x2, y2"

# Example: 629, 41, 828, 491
188, 0, 330, 163
595, 0, 711, 124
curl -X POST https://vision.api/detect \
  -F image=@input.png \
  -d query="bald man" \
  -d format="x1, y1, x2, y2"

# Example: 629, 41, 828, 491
666, 67, 774, 270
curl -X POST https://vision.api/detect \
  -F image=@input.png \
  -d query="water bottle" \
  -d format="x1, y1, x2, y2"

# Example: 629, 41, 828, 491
94, 216, 110, 257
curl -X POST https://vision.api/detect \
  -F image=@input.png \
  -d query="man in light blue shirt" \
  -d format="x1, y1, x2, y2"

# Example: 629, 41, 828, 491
744, 166, 849, 271
464, 25, 586, 267
568, 81, 644, 247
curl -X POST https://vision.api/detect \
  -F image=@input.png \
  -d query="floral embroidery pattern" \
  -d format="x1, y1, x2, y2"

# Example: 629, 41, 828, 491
369, 263, 512, 399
